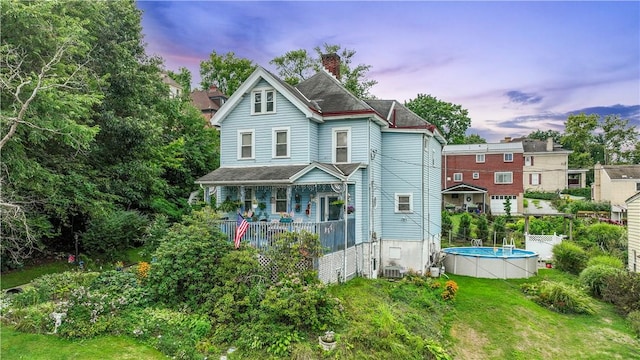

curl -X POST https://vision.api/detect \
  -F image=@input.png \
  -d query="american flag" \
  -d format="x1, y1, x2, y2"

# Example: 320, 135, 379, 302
234, 213, 249, 249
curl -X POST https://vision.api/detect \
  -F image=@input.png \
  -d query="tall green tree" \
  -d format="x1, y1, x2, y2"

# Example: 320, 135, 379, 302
270, 43, 378, 99
1, 0, 104, 265
527, 129, 562, 144
561, 113, 598, 169
600, 114, 639, 164
461, 133, 487, 144
199, 51, 256, 96
404, 94, 471, 144
167, 67, 192, 97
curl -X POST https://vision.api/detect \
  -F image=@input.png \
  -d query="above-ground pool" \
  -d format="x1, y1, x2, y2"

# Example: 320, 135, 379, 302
443, 247, 539, 279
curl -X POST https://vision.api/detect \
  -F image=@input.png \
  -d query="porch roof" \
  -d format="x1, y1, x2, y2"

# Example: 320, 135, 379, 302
442, 183, 488, 194
196, 162, 363, 186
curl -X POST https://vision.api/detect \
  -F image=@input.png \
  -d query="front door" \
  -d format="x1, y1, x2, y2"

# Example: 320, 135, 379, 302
319, 194, 341, 221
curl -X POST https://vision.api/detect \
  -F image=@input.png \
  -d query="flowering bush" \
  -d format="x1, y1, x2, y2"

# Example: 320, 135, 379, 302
136, 261, 150, 282
441, 280, 459, 301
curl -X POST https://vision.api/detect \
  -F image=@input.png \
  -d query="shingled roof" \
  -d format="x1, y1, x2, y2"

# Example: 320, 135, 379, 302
196, 162, 363, 185
295, 70, 375, 114
602, 164, 640, 180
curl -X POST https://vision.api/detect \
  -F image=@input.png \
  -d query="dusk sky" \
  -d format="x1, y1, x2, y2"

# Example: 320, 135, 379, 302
137, 1, 640, 142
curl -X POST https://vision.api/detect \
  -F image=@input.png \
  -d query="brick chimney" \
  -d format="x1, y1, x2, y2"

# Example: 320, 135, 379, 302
321, 53, 340, 79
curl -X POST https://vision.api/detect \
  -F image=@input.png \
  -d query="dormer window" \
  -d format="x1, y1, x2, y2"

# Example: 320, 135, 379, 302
252, 89, 275, 114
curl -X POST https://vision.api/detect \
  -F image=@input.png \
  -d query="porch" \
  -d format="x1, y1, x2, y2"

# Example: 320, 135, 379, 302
216, 219, 356, 253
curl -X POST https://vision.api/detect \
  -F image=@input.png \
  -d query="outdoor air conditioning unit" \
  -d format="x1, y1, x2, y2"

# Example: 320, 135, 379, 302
383, 265, 403, 278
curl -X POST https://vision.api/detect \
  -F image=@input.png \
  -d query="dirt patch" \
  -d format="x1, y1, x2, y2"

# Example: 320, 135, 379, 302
450, 322, 493, 360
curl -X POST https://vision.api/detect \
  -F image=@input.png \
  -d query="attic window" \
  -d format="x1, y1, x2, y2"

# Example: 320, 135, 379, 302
252, 89, 275, 114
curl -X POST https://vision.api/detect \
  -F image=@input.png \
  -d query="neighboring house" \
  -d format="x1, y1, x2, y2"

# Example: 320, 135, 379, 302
442, 142, 524, 215
626, 192, 640, 273
592, 163, 640, 222
160, 73, 182, 98
190, 85, 228, 121
195, 54, 446, 281
567, 168, 589, 189
511, 137, 571, 193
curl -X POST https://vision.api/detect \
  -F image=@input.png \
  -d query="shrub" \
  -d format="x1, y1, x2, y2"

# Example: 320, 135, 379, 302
536, 280, 595, 314
552, 241, 588, 275
628, 310, 640, 337
441, 280, 459, 301
475, 215, 489, 241
457, 213, 472, 240
524, 190, 559, 200
1, 301, 57, 333
579, 265, 624, 298
587, 255, 624, 269
441, 211, 453, 236
601, 272, 640, 316
146, 209, 230, 310
577, 223, 626, 255
10, 271, 99, 307
561, 187, 591, 199
82, 209, 148, 260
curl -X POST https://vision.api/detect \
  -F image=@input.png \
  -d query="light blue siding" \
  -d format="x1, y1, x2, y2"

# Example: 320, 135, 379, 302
381, 132, 424, 241
309, 122, 319, 162
425, 136, 442, 238
297, 168, 341, 183
317, 119, 371, 164
220, 80, 310, 166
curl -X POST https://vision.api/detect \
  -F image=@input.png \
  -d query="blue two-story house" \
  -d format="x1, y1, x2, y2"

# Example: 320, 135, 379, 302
196, 54, 446, 281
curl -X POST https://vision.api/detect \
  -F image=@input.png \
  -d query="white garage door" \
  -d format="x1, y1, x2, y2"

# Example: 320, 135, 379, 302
490, 195, 518, 215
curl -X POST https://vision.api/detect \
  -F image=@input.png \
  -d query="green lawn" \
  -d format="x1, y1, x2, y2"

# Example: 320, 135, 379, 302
1, 261, 72, 290
448, 269, 640, 359
0, 327, 165, 360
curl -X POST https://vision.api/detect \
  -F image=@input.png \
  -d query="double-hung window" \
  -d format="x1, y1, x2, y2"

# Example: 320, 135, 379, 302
525, 156, 533, 166
333, 128, 351, 163
252, 89, 275, 114
530, 173, 541, 185
453, 173, 463, 182
504, 153, 513, 162
238, 129, 255, 160
272, 127, 290, 158
476, 154, 485, 163
275, 188, 287, 213
395, 193, 413, 213
495, 172, 513, 184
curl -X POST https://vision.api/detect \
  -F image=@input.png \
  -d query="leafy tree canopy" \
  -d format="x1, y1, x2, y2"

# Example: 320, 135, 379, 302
404, 94, 471, 144
199, 51, 256, 96
270, 43, 378, 99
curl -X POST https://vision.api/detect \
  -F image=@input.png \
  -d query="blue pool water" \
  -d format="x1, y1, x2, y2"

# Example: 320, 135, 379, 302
443, 246, 537, 258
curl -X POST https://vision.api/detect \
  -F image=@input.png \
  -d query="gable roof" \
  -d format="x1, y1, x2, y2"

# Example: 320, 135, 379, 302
442, 183, 488, 193
195, 162, 363, 185
190, 90, 222, 112
211, 66, 323, 126
602, 164, 640, 180
511, 138, 571, 154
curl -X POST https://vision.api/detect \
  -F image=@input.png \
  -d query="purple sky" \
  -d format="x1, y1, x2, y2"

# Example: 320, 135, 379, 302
137, 1, 640, 142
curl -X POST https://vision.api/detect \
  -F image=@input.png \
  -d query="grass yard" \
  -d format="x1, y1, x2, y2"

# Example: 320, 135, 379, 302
0, 326, 164, 360
449, 269, 640, 360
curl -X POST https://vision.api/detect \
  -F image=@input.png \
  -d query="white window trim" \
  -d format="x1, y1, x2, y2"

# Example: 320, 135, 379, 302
272, 187, 288, 214
495, 171, 513, 184
395, 193, 413, 213
476, 154, 485, 163
453, 173, 463, 182
504, 153, 514, 162
332, 127, 351, 163
237, 129, 255, 160
272, 127, 290, 158
472, 172, 480, 179
251, 88, 276, 115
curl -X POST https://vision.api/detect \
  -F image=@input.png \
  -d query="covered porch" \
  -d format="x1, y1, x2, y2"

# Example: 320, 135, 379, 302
195, 162, 365, 251
442, 183, 488, 213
